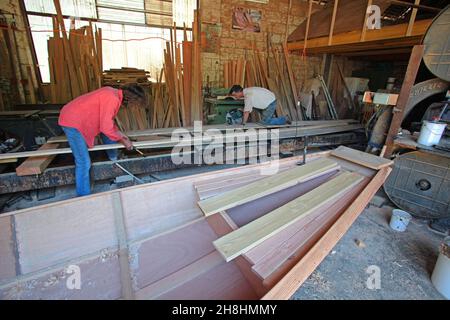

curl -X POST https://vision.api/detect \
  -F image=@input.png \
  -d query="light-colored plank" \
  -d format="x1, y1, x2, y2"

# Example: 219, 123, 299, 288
15, 143, 60, 176
213, 171, 364, 262
406, 0, 420, 36
330, 146, 393, 170
198, 158, 340, 216
262, 166, 392, 299
135, 251, 224, 299
251, 178, 368, 281
131, 219, 217, 289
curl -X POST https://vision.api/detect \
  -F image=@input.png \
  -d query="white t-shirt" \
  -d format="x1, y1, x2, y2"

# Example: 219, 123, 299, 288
243, 87, 276, 112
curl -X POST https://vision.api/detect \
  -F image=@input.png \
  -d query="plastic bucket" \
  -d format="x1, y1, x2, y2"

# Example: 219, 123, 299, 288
431, 237, 450, 299
417, 121, 447, 146
389, 209, 412, 232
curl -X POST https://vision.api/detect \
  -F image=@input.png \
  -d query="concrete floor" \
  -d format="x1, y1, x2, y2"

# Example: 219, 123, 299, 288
292, 192, 446, 300
1, 162, 446, 300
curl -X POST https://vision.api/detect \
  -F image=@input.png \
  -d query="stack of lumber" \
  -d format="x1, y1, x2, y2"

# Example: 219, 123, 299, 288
116, 104, 148, 132
103, 68, 150, 86
222, 43, 304, 121
150, 11, 202, 128
223, 59, 247, 88
47, 0, 102, 103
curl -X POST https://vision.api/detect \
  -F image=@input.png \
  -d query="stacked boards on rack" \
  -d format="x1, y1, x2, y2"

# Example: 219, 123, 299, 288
48, 0, 102, 104
152, 10, 203, 129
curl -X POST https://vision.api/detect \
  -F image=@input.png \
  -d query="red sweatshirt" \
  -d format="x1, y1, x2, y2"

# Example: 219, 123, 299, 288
58, 87, 124, 148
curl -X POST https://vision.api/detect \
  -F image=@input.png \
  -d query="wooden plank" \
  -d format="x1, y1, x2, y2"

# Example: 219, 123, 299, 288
206, 213, 268, 297
131, 219, 217, 289
14, 194, 118, 274
360, 0, 372, 42
283, 43, 302, 119
328, 0, 339, 45
262, 166, 391, 299
303, 0, 313, 53
331, 146, 393, 170
384, 44, 425, 158
227, 171, 337, 228
0, 247, 122, 300
15, 143, 60, 176
250, 178, 368, 281
198, 158, 340, 216
111, 193, 134, 300
213, 171, 364, 262
155, 257, 258, 300
0, 124, 363, 161
287, 19, 431, 53
134, 251, 224, 299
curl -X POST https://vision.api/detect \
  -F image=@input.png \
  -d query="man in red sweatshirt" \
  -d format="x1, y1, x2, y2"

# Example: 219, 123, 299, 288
58, 84, 145, 196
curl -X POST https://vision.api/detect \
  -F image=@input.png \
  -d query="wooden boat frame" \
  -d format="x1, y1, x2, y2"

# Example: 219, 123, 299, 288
0, 150, 391, 300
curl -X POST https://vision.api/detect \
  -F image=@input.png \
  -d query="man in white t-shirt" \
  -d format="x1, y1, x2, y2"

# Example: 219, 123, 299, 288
229, 85, 288, 125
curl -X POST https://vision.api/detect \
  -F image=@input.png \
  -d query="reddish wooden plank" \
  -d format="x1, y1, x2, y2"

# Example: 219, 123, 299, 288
262, 167, 391, 299
16, 143, 60, 176
251, 178, 369, 283
156, 257, 258, 300
131, 219, 217, 289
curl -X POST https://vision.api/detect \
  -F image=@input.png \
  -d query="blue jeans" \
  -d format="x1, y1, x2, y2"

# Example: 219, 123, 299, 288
260, 100, 287, 125
62, 127, 118, 197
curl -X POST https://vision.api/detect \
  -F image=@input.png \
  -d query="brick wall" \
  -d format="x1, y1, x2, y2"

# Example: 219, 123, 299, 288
199, 0, 323, 90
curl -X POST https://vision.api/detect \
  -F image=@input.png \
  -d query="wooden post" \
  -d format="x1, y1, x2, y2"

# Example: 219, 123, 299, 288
384, 45, 425, 158
285, 0, 292, 44
328, 0, 339, 46
303, 0, 313, 54
360, 0, 372, 42
406, 0, 420, 36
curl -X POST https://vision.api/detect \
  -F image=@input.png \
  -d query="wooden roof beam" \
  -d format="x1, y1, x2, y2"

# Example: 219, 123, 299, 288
287, 18, 432, 54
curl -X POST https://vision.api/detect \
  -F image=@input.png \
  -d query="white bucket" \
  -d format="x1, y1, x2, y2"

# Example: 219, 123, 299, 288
389, 209, 412, 232
417, 121, 447, 146
431, 237, 450, 299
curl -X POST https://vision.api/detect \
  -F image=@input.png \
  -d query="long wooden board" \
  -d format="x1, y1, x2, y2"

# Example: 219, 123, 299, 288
213, 171, 364, 262
0, 124, 363, 161
330, 145, 393, 170
250, 178, 368, 281
262, 167, 391, 299
198, 158, 340, 216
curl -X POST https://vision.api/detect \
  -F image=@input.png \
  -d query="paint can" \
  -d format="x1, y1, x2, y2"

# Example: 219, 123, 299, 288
431, 237, 450, 299
417, 120, 447, 146
389, 209, 412, 232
